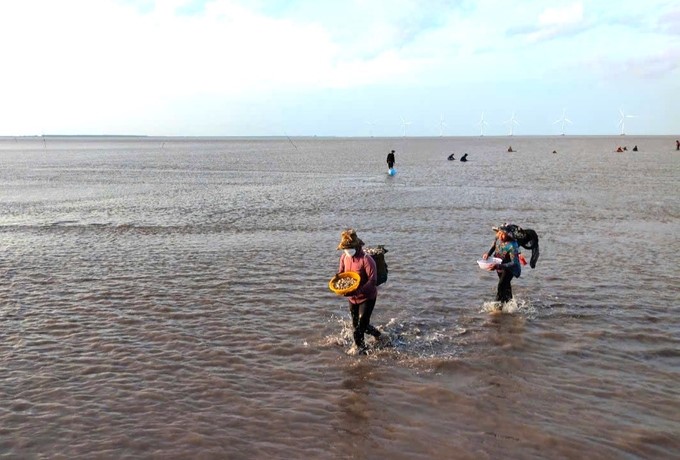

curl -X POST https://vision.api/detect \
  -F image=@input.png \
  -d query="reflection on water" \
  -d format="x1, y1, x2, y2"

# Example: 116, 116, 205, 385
483, 308, 528, 349
337, 361, 374, 438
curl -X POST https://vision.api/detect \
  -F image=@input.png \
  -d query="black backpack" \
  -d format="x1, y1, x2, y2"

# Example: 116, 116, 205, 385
503, 224, 540, 268
365, 246, 388, 285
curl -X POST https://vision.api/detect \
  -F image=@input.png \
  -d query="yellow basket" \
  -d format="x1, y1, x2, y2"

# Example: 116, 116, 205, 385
328, 271, 361, 295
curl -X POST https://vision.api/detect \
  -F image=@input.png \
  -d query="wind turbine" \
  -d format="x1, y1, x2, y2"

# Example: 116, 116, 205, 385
553, 108, 572, 135
438, 114, 447, 137
618, 107, 635, 135
503, 112, 520, 136
477, 112, 489, 136
400, 116, 411, 137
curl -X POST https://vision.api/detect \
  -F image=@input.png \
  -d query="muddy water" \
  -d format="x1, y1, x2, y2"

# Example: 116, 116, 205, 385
0, 135, 678, 459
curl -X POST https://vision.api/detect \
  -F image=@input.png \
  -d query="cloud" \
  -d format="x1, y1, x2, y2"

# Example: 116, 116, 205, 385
658, 5, 680, 35
621, 47, 680, 78
0, 0, 677, 135
574, 45, 680, 82
131, 0, 443, 91
507, 1, 589, 43
538, 2, 583, 25
0, 1, 367, 96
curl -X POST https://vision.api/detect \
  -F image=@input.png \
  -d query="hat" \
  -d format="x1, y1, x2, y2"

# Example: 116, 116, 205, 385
492, 223, 516, 239
337, 229, 364, 250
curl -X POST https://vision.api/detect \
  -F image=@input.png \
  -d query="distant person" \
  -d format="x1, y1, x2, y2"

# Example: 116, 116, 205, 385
616, 146, 624, 152
632, 145, 638, 151
552, 150, 557, 154
507, 146, 514, 152
623, 146, 628, 151
676, 140, 679, 151
447, 153, 455, 161
386, 150, 395, 170
482, 224, 522, 306
336, 229, 382, 355
460, 153, 468, 162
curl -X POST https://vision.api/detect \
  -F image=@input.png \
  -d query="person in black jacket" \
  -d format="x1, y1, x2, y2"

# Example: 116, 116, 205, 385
386, 150, 395, 170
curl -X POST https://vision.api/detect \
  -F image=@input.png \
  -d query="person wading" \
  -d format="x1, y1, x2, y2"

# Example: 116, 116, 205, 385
336, 229, 382, 354
386, 150, 396, 170
482, 224, 522, 306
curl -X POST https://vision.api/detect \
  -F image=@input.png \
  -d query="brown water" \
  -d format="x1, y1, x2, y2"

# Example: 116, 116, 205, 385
1, 136, 678, 459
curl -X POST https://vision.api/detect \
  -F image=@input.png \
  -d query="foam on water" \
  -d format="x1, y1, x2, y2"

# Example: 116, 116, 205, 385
480, 297, 536, 316
321, 314, 470, 363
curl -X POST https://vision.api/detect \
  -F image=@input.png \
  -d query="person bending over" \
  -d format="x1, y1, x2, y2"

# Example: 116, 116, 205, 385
482, 224, 522, 304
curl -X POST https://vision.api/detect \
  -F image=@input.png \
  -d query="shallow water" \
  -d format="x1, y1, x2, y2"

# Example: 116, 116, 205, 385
0, 135, 678, 458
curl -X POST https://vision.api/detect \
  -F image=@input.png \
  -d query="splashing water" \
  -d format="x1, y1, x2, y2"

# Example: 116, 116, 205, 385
322, 314, 468, 361
481, 297, 536, 317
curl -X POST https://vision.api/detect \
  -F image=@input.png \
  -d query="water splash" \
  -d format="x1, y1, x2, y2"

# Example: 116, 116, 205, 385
323, 315, 468, 362
481, 297, 537, 318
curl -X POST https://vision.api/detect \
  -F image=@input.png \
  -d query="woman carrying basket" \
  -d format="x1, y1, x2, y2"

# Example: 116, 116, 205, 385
337, 229, 382, 354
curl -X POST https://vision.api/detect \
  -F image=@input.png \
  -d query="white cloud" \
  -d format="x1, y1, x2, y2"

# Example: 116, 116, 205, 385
519, 1, 587, 43
0, 0, 677, 135
538, 2, 584, 26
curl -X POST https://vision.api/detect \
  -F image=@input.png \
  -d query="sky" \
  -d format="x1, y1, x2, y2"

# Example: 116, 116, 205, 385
0, 0, 678, 137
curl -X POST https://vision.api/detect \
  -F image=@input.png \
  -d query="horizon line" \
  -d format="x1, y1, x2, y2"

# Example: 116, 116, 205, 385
0, 133, 676, 140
